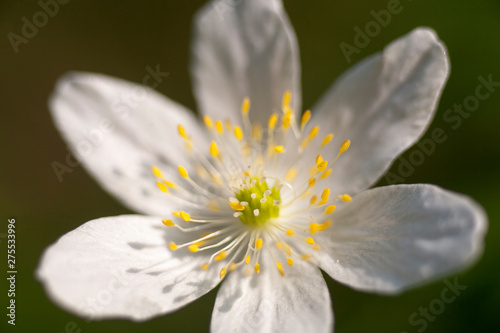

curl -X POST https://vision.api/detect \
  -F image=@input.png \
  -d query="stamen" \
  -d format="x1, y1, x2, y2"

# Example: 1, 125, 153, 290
274, 145, 285, 153
156, 181, 168, 193
300, 110, 311, 131
216, 120, 224, 134
234, 126, 243, 140
172, 211, 191, 221
255, 238, 263, 249
151, 166, 163, 178
282, 90, 291, 109
319, 188, 330, 205
268, 113, 278, 130
241, 97, 250, 115
162, 219, 175, 227
321, 133, 334, 146
276, 262, 284, 276
325, 205, 336, 214
178, 124, 188, 139
215, 251, 228, 261
210, 141, 219, 158
178, 166, 189, 178
203, 115, 213, 129
341, 194, 352, 202
321, 169, 332, 179
308, 178, 316, 187
220, 267, 227, 279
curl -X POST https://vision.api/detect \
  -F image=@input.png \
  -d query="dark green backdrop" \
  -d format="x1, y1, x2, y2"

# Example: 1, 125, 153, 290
1, 1, 499, 332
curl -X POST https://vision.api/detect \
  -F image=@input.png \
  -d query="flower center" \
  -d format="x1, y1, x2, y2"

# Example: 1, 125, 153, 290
231, 177, 281, 226
151, 91, 352, 279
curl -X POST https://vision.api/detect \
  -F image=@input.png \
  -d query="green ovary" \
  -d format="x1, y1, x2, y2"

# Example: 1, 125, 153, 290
235, 177, 281, 226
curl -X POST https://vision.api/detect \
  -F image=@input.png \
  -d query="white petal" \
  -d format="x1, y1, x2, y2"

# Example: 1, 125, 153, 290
191, 0, 301, 125
211, 252, 332, 333
50, 72, 207, 215
37, 215, 223, 321
311, 28, 449, 195
316, 184, 487, 294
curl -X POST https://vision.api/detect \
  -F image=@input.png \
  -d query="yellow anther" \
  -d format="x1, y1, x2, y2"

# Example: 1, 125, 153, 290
225, 119, 232, 131
285, 168, 298, 182
268, 113, 278, 130
276, 242, 283, 250
230, 202, 245, 211
339, 139, 351, 155
308, 178, 316, 187
242, 97, 250, 115
255, 238, 263, 249
245, 255, 251, 265
309, 126, 319, 140
201, 263, 209, 270
284, 244, 292, 256
276, 262, 284, 276
300, 110, 311, 130
321, 133, 334, 146
313, 245, 320, 251
341, 194, 352, 202
306, 237, 315, 245
229, 263, 238, 271
169, 242, 178, 251
319, 188, 331, 205
301, 254, 312, 261
282, 90, 291, 108
310, 195, 318, 205
173, 211, 191, 221
178, 166, 189, 178
234, 126, 243, 140
252, 123, 262, 140
162, 219, 175, 227
282, 110, 292, 129
274, 145, 285, 153
203, 115, 213, 129
321, 169, 332, 179
216, 120, 224, 134
310, 223, 320, 234
220, 267, 227, 279
151, 166, 163, 178
188, 245, 199, 252
316, 155, 323, 166
325, 205, 336, 214
286, 229, 295, 236
215, 251, 228, 261
254, 264, 260, 274
317, 160, 328, 172
210, 141, 219, 158
287, 258, 294, 266
319, 220, 331, 231
178, 124, 187, 139
156, 181, 168, 193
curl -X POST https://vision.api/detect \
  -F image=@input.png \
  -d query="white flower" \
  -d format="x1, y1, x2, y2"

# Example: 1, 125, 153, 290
37, 0, 487, 332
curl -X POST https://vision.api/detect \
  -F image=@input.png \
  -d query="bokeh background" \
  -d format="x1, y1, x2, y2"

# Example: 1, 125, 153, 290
1, 0, 499, 332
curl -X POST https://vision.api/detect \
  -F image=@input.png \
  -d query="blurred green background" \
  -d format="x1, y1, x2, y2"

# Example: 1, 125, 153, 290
1, 0, 499, 332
